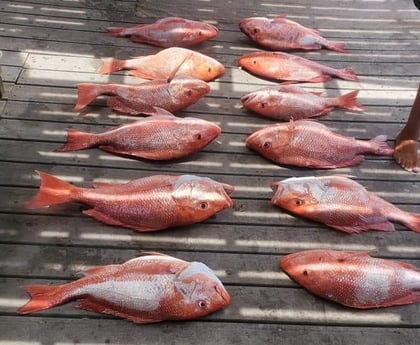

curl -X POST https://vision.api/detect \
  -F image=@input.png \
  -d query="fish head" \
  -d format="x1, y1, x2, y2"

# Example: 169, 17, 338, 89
193, 22, 219, 42
172, 175, 234, 222
280, 249, 353, 295
169, 76, 210, 103
187, 55, 225, 81
270, 177, 320, 216
240, 87, 278, 114
180, 118, 221, 149
174, 261, 230, 319
246, 124, 291, 158
239, 17, 269, 40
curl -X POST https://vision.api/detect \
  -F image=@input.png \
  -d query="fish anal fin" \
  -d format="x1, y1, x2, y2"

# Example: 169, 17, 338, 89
300, 44, 322, 51
75, 298, 162, 324
353, 292, 420, 309
328, 221, 395, 234
83, 209, 163, 232
308, 75, 332, 83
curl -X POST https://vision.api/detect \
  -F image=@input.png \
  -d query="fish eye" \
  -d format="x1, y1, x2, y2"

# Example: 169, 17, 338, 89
252, 59, 257, 65
195, 133, 202, 140
253, 28, 259, 34
294, 199, 304, 206
200, 202, 208, 210
260, 103, 266, 108
263, 141, 271, 149
186, 90, 193, 96
303, 270, 308, 276
208, 67, 212, 73
198, 300, 207, 308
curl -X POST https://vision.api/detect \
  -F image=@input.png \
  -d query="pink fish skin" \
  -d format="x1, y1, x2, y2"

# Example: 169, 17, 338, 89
238, 51, 359, 83
271, 175, 420, 234
55, 115, 221, 160
280, 249, 420, 309
97, 47, 225, 82
18, 252, 230, 323
26, 172, 234, 232
73, 76, 210, 115
239, 16, 345, 52
106, 17, 218, 47
241, 85, 365, 121
246, 120, 393, 169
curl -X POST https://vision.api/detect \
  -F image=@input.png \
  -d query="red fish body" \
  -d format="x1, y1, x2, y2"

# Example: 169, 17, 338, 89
241, 85, 365, 121
239, 16, 345, 52
55, 115, 221, 160
271, 175, 420, 234
73, 76, 210, 115
18, 252, 231, 323
238, 51, 359, 83
97, 47, 225, 82
246, 120, 393, 168
280, 249, 420, 309
26, 172, 234, 232
106, 17, 218, 47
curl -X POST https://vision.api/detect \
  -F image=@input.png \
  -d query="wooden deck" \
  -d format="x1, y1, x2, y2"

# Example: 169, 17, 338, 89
1, 0, 420, 343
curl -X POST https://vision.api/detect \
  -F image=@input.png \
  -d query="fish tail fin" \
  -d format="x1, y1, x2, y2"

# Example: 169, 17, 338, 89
74, 83, 104, 111
335, 90, 366, 112
336, 67, 359, 81
97, 58, 125, 74
55, 129, 98, 152
106, 26, 128, 37
404, 214, 420, 233
367, 135, 394, 156
26, 171, 78, 209
17, 284, 65, 314
325, 40, 346, 53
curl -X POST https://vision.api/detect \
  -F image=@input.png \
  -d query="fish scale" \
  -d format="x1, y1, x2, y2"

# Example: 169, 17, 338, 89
271, 175, 420, 234
18, 253, 230, 323
280, 250, 420, 309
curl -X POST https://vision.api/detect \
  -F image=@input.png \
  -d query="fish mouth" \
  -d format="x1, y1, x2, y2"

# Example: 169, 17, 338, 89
216, 284, 231, 305
270, 182, 284, 204
220, 183, 235, 208
240, 93, 256, 106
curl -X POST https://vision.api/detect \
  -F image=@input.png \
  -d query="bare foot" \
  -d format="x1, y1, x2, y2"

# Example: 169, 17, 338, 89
394, 133, 419, 172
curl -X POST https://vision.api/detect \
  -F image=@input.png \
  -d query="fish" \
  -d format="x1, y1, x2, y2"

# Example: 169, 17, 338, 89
106, 17, 218, 47
73, 75, 210, 115
17, 252, 231, 323
26, 171, 234, 232
280, 249, 420, 309
239, 16, 346, 52
97, 47, 225, 82
238, 51, 359, 83
271, 175, 420, 234
241, 85, 365, 121
55, 115, 221, 160
246, 120, 393, 169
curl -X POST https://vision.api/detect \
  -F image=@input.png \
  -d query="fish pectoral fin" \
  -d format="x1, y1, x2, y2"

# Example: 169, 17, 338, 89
75, 298, 162, 324
368, 221, 396, 232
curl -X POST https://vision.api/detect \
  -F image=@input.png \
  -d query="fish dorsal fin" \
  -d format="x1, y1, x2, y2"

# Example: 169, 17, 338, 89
91, 181, 118, 189
335, 250, 372, 263
81, 264, 119, 276
272, 15, 288, 22
156, 17, 187, 24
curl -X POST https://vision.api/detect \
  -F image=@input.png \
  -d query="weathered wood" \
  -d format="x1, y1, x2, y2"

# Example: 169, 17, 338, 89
1, 213, 419, 258
1, 317, 420, 345
1, 0, 419, 342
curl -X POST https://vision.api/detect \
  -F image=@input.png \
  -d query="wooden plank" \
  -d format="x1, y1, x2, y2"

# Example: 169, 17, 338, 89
1, 212, 419, 259
2, 99, 415, 125
1, 243, 419, 286
1, 317, 419, 345
0, 139, 406, 181
3, 277, 420, 326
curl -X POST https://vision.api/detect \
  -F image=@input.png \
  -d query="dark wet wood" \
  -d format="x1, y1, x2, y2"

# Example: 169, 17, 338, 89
0, 0, 419, 344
